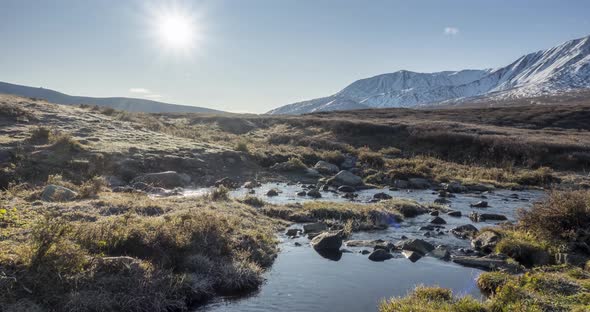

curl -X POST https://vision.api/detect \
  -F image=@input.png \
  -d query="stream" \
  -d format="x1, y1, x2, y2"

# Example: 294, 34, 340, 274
185, 183, 545, 312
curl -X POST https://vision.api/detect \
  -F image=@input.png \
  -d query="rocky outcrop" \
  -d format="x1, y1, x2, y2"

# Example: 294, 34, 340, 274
41, 185, 78, 202
132, 171, 191, 188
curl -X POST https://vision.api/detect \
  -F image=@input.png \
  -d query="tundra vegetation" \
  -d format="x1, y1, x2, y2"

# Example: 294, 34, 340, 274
1, 95, 590, 311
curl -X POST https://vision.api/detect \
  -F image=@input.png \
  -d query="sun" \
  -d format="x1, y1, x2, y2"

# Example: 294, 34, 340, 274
157, 12, 194, 49
147, 4, 202, 54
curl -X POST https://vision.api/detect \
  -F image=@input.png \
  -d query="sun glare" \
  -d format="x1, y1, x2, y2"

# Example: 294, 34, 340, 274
148, 4, 202, 54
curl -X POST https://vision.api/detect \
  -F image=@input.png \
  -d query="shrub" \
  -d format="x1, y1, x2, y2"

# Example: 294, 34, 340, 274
518, 190, 590, 242
514, 167, 556, 185
477, 272, 511, 296
319, 150, 346, 165
495, 233, 550, 268
286, 157, 307, 170
235, 140, 249, 153
379, 286, 485, 312
29, 126, 51, 144
78, 176, 107, 198
208, 186, 230, 201
358, 148, 385, 168
241, 196, 266, 207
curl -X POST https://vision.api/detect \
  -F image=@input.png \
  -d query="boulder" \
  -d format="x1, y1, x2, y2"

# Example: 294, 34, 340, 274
368, 249, 393, 261
393, 179, 410, 189
470, 201, 489, 208
373, 192, 392, 200
451, 224, 479, 239
396, 239, 435, 255
429, 246, 451, 261
402, 250, 423, 262
337, 185, 356, 193
340, 155, 357, 169
306, 189, 322, 198
430, 216, 447, 225
133, 171, 191, 188
310, 231, 343, 251
296, 191, 307, 196
314, 161, 340, 174
266, 189, 279, 197
471, 231, 501, 253
429, 211, 439, 216
331, 170, 363, 186
285, 228, 301, 237
444, 182, 467, 193
305, 168, 321, 177
105, 175, 125, 187
447, 210, 462, 217
467, 184, 494, 192
41, 185, 78, 202
303, 222, 327, 233
408, 178, 431, 189
470, 212, 508, 222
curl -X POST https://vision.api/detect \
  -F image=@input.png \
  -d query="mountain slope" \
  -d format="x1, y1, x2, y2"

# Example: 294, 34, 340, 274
269, 35, 590, 114
0, 81, 223, 114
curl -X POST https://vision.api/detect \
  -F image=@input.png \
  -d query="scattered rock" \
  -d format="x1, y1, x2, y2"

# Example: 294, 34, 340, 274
373, 192, 392, 200
294, 242, 302, 247
430, 216, 446, 225
444, 182, 466, 193
337, 185, 356, 193
314, 161, 340, 174
310, 231, 343, 251
361, 249, 371, 255
331, 170, 363, 186
447, 210, 462, 217
408, 178, 431, 189
340, 155, 357, 170
402, 250, 422, 262
346, 239, 387, 248
266, 189, 279, 197
393, 179, 410, 189
296, 191, 307, 196
285, 228, 301, 237
305, 168, 321, 177
342, 192, 358, 200
470, 212, 508, 222
429, 211, 439, 216
429, 246, 451, 261
303, 222, 328, 234
41, 185, 78, 202
451, 224, 479, 239
368, 249, 393, 261
105, 175, 125, 187
471, 231, 502, 253
306, 189, 322, 198
470, 201, 489, 208
467, 184, 494, 192
396, 239, 435, 255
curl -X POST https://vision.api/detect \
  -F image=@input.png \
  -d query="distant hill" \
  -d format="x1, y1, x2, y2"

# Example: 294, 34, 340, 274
0, 81, 223, 114
269, 34, 590, 114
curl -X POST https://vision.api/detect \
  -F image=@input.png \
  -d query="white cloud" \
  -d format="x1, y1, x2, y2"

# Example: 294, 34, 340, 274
444, 27, 459, 36
129, 88, 151, 94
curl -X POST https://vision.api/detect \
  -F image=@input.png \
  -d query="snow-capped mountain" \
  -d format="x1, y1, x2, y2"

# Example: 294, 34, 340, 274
269, 35, 590, 114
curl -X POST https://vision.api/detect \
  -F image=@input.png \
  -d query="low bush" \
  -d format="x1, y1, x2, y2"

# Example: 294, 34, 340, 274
379, 286, 485, 312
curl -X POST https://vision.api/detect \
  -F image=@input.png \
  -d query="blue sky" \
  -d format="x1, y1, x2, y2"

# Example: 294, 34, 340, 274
0, 0, 589, 113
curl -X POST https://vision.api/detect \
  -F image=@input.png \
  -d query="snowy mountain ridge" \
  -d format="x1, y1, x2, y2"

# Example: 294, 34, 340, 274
268, 35, 590, 114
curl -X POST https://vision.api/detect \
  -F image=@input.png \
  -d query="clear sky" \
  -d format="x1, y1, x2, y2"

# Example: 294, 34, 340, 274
1, 0, 589, 113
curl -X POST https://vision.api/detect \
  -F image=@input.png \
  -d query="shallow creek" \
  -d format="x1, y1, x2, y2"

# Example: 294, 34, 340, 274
186, 183, 545, 312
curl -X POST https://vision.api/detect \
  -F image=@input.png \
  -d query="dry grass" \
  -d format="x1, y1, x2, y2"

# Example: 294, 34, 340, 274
0, 187, 282, 311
